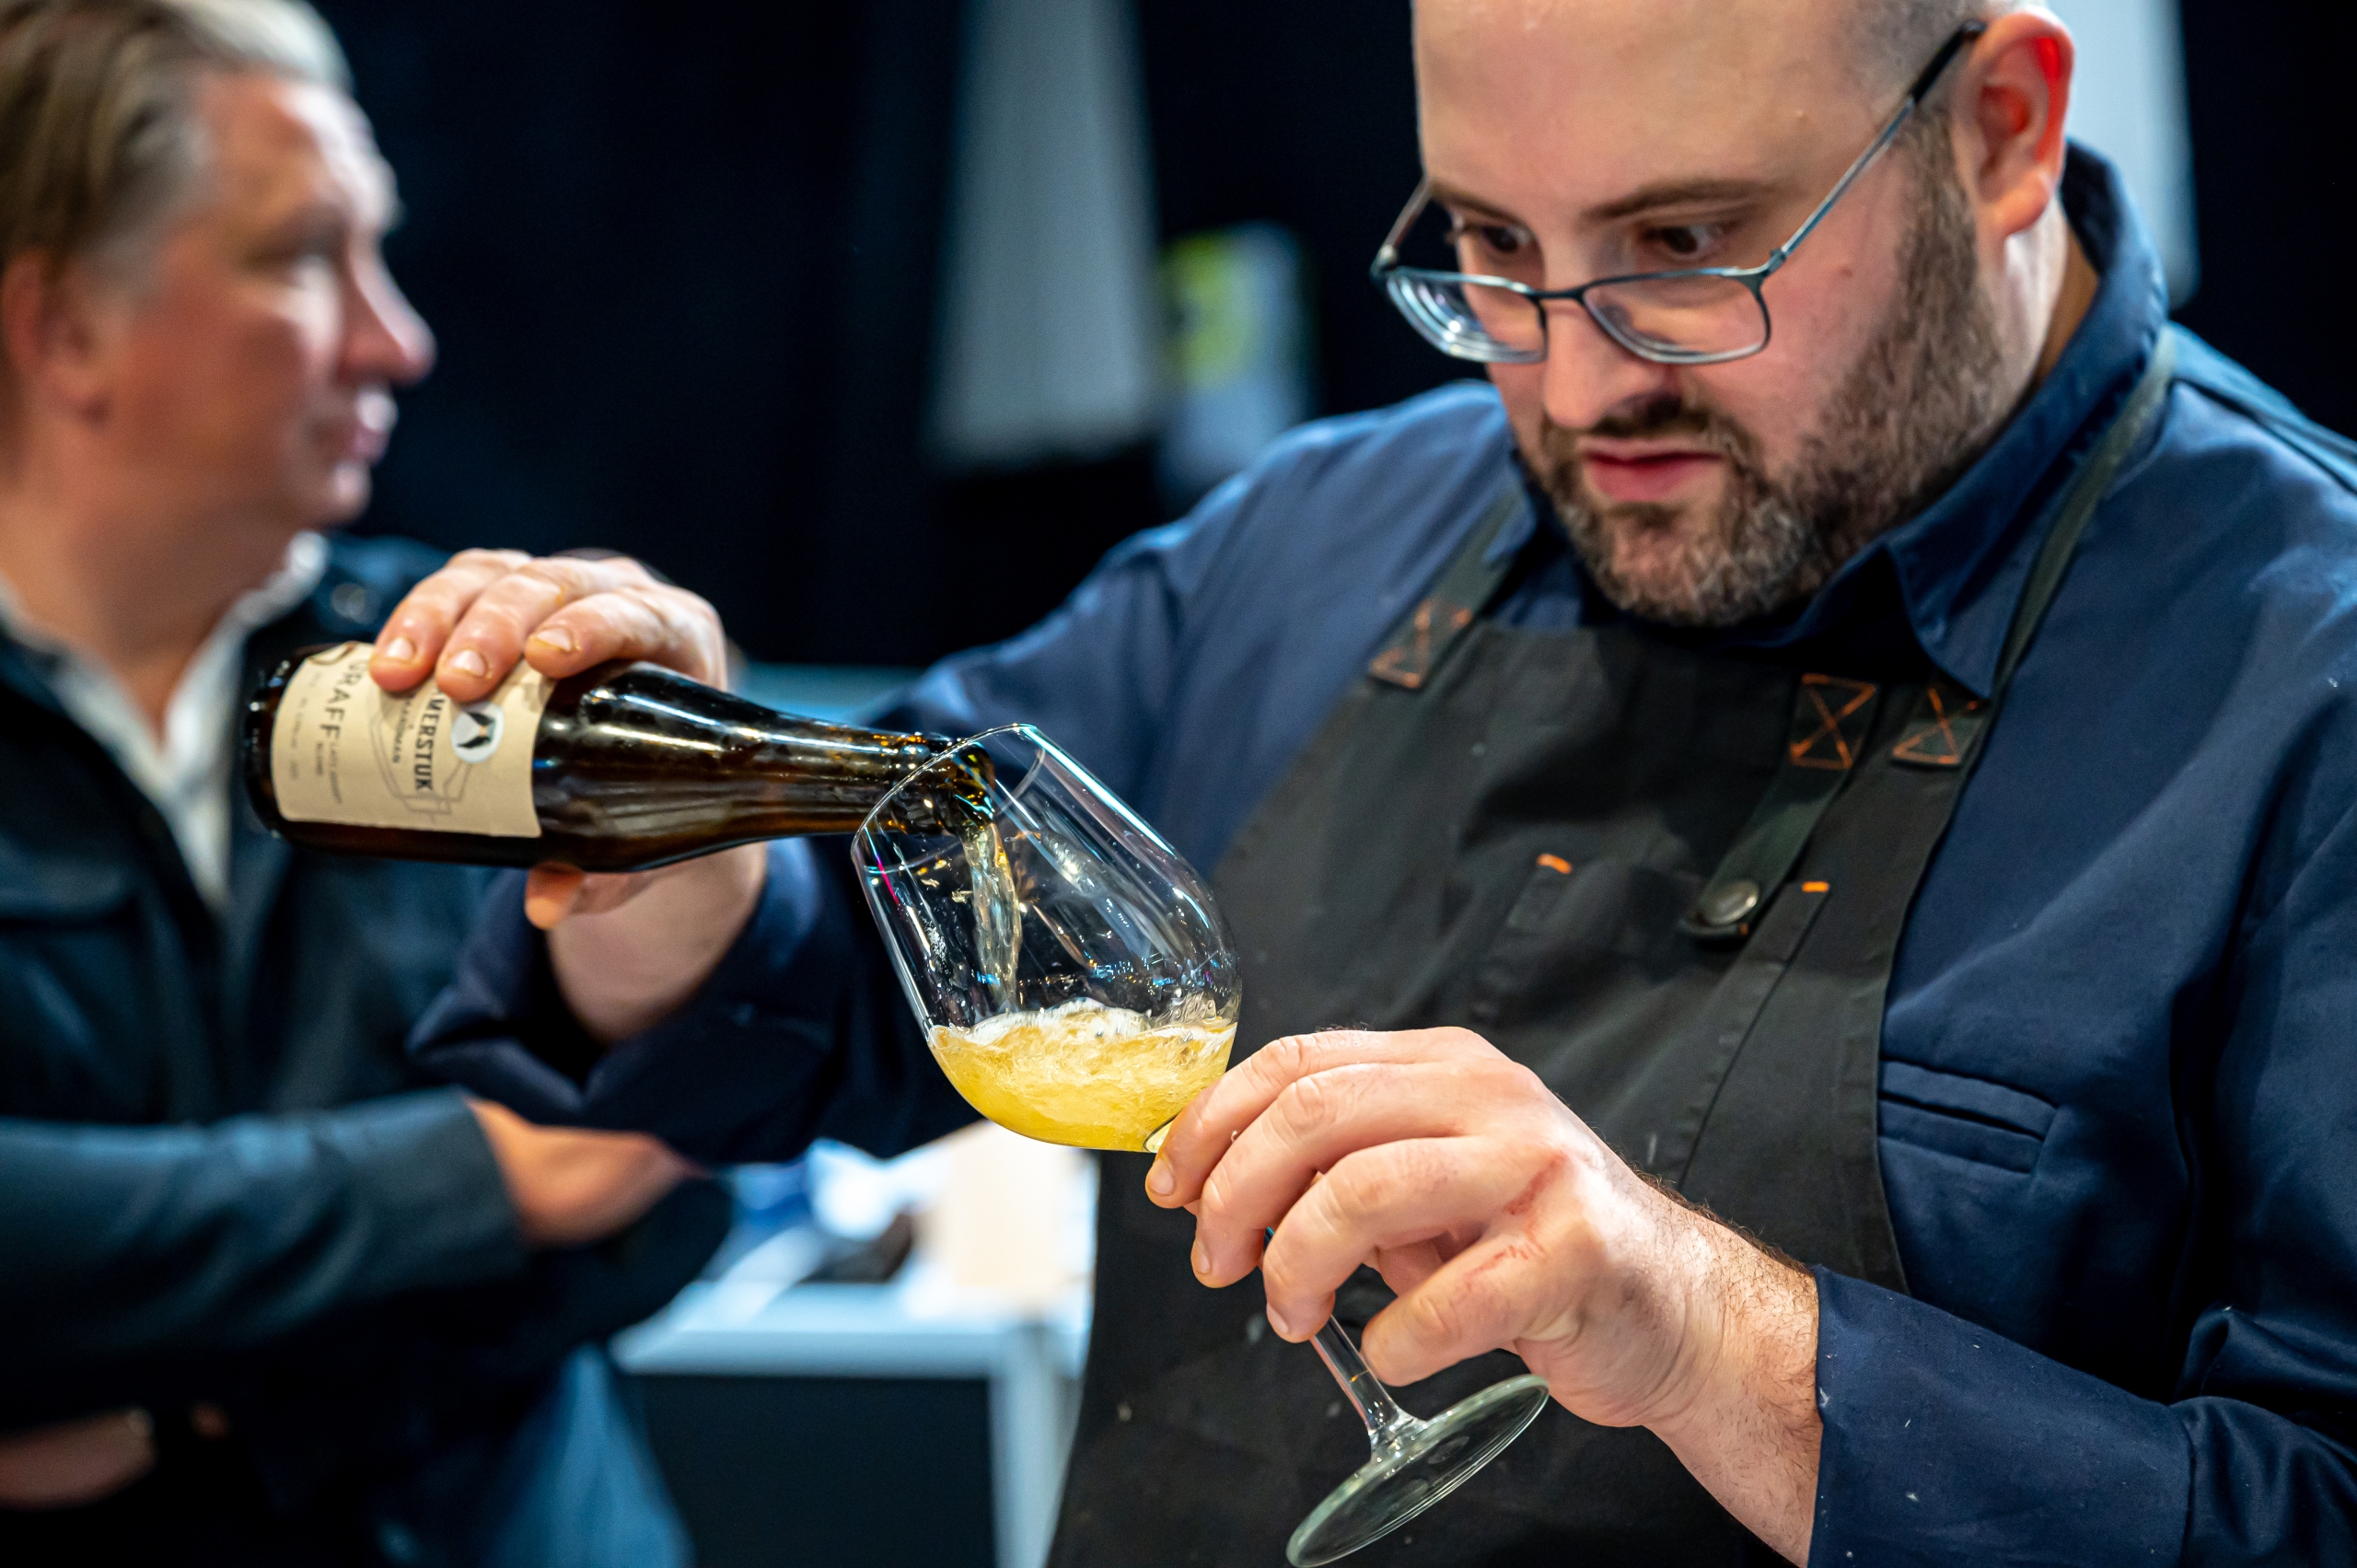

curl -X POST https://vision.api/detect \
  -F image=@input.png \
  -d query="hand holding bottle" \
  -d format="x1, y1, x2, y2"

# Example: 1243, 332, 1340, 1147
370, 548, 729, 700
371, 549, 768, 1037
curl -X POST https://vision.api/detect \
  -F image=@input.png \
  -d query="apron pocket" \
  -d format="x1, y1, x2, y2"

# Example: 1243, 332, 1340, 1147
1877, 1060, 2054, 1175
1469, 858, 1704, 1027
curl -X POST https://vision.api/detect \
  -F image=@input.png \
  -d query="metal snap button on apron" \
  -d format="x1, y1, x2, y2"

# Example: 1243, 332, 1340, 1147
1693, 878, 1761, 930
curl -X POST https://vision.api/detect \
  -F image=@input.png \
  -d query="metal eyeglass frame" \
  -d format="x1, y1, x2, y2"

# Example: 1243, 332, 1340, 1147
1368, 20, 1989, 366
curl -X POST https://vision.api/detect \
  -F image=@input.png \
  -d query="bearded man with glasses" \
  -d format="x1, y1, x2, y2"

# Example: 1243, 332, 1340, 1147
403, 1, 2357, 1562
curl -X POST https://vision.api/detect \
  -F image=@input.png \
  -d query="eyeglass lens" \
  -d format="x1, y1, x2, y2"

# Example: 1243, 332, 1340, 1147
1385, 196, 1770, 363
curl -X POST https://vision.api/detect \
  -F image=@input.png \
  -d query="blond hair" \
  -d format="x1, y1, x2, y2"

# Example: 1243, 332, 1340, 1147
0, 0, 346, 283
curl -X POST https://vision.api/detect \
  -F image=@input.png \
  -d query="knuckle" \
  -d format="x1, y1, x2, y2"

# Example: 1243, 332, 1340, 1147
453, 598, 533, 638
1271, 1062, 1384, 1148
394, 578, 471, 615
1255, 1240, 1290, 1295
1323, 1146, 1402, 1215
1199, 1161, 1237, 1218
663, 585, 720, 623
1434, 1025, 1500, 1059
1526, 1135, 1577, 1188
515, 558, 594, 595
578, 552, 656, 585
1271, 1070, 1341, 1140
1259, 1033, 1320, 1084
647, 591, 700, 640
1400, 1274, 1481, 1353
449, 547, 529, 574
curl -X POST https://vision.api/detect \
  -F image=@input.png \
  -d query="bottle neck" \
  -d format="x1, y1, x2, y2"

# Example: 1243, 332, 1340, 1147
721, 718, 949, 837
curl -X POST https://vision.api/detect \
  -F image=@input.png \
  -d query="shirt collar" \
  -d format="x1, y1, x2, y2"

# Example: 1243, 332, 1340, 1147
0, 532, 327, 908
1832, 145, 2171, 696
1493, 145, 2172, 697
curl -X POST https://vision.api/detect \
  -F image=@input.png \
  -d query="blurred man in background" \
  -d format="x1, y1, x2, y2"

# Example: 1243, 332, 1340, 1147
402, 0, 2357, 1562
0, 3, 722, 1562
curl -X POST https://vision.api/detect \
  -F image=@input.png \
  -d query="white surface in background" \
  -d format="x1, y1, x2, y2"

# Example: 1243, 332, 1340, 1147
915, 1121, 1097, 1311
931, 0, 1163, 467
2049, 0, 2198, 302
808, 1138, 952, 1242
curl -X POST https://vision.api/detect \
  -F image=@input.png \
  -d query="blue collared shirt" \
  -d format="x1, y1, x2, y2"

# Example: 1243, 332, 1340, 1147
419, 151, 2357, 1563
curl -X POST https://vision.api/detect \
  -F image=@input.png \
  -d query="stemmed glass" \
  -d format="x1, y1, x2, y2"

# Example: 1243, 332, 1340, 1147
852, 725, 1552, 1565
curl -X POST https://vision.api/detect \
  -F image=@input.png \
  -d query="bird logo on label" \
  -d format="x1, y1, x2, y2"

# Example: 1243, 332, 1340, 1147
451, 704, 504, 765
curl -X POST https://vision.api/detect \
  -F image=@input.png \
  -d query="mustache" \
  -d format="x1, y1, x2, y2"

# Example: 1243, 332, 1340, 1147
1536, 393, 1762, 484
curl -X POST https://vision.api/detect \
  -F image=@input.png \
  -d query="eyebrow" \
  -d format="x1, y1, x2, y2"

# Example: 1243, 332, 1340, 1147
1583, 177, 1780, 224
1427, 175, 1782, 229
1424, 180, 1523, 226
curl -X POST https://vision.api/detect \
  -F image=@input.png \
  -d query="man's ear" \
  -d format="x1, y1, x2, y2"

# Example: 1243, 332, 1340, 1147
1948, 9, 2075, 244
0, 252, 114, 423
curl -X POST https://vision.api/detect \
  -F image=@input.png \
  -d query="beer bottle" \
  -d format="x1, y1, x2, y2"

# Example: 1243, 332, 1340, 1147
243, 643, 969, 871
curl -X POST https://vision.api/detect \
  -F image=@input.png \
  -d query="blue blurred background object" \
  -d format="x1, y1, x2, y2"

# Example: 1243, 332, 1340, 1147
1158, 224, 1313, 509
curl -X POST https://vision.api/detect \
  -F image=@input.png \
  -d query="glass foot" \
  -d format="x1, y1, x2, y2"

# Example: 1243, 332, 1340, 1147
1285, 1372, 1552, 1566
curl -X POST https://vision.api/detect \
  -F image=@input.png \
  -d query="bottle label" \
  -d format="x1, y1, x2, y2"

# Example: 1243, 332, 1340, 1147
271, 643, 546, 838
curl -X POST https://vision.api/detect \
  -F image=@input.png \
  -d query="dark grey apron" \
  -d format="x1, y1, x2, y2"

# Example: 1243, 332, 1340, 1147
1049, 341, 2175, 1567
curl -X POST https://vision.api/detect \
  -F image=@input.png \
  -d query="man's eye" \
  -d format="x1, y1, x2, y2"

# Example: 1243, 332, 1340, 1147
1448, 221, 1531, 261
1646, 224, 1724, 261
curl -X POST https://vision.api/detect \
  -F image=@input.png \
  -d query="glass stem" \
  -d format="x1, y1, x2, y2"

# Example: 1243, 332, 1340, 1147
1310, 1316, 1419, 1448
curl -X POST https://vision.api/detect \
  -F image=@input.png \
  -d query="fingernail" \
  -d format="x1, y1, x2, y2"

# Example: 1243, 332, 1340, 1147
529, 624, 577, 655
449, 648, 488, 678
380, 634, 416, 663
1192, 1240, 1212, 1277
1146, 1158, 1174, 1197
1267, 1305, 1297, 1339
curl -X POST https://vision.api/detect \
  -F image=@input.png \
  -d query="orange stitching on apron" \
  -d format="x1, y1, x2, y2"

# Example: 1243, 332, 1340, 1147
1367, 600, 1436, 688
1368, 601, 1479, 689
1790, 675, 1878, 770
1891, 682, 1986, 766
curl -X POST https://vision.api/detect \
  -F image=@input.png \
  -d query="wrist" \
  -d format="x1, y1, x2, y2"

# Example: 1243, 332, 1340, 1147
1647, 1214, 1821, 1563
551, 842, 768, 1041
1645, 1213, 1814, 1428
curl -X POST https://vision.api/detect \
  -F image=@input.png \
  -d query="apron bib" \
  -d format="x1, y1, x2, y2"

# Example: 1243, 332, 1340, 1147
1048, 342, 2175, 1567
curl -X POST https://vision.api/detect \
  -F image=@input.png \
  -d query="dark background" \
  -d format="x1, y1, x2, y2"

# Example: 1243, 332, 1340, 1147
634, 1375, 996, 1568
315, 0, 2354, 669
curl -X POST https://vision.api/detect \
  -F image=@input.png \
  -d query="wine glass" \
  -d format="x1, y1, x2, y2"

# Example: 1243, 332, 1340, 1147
852, 724, 1551, 1564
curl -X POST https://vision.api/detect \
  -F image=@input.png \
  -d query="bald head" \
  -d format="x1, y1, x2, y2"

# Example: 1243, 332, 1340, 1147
1415, 0, 2014, 100
1412, 0, 1900, 250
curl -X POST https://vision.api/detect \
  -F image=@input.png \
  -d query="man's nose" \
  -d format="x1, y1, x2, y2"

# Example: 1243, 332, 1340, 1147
1538, 298, 1679, 433
344, 263, 435, 387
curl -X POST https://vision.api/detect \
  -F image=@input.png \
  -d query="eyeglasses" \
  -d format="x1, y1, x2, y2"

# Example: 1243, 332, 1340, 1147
1369, 22, 1987, 366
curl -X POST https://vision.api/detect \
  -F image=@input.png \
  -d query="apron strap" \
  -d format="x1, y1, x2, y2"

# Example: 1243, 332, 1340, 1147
1996, 331, 2179, 687
1678, 675, 1887, 936
1367, 485, 1527, 690
1682, 331, 2180, 942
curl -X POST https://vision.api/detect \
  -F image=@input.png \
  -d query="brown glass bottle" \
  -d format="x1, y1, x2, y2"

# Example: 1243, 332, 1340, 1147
243, 645, 974, 871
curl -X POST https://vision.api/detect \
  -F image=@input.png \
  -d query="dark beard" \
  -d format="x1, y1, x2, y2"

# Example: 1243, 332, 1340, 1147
1537, 127, 2016, 627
